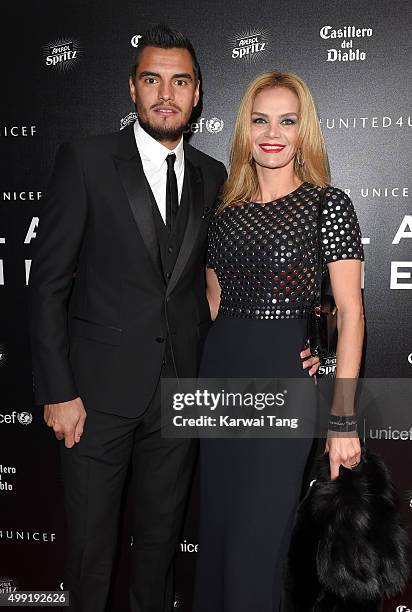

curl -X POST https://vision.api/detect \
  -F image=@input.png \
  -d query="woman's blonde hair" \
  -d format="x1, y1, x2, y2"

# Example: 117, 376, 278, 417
221, 71, 330, 209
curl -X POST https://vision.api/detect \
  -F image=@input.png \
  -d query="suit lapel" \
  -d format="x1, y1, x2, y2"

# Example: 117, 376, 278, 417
113, 123, 164, 284
166, 155, 204, 296
112, 124, 205, 294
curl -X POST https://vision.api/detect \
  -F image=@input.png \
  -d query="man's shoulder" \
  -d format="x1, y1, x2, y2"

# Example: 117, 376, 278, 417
64, 128, 121, 154
184, 141, 226, 174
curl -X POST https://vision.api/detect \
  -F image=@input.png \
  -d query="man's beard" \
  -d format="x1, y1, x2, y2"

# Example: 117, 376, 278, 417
138, 115, 187, 142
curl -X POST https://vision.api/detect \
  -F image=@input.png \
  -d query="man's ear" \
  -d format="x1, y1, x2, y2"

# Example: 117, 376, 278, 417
193, 80, 200, 108
129, 76, 136, 103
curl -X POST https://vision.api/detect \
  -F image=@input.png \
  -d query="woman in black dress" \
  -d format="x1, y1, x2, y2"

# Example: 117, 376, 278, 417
192, 71, 365, 612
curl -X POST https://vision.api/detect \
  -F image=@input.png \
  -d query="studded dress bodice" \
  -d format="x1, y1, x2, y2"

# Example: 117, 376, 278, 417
206, 182, 364, 320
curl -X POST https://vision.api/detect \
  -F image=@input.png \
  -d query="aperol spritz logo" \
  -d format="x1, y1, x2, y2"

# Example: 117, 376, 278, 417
318, 355, 336, 377
120, 112, 137, 130
230, 29, 270, 63
0, 577, 18, 593
42, 38, 82, 71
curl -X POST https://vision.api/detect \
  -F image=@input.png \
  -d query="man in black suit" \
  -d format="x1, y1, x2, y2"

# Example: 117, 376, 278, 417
28, 24, 319, 612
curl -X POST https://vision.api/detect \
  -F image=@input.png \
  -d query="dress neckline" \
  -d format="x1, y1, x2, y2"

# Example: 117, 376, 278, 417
246, 181, 309, 206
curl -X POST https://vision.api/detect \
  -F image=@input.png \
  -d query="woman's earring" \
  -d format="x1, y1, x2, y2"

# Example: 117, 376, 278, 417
296, 150, 305, 166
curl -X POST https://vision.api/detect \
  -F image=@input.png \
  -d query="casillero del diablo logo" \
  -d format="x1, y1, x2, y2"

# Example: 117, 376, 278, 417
319, 24, 373, 62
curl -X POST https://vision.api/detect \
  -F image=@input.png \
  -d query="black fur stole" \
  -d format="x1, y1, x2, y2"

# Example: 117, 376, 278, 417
283, 444, 410, 611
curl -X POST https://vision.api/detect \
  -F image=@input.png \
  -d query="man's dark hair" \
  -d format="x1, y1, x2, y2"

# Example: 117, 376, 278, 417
130, 24, 200, 82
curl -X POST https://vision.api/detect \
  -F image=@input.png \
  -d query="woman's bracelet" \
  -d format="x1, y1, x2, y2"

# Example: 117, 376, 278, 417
328, 414, 357, 432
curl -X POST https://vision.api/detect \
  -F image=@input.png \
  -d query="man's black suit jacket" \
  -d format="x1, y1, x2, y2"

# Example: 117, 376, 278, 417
28, 122, 227, 417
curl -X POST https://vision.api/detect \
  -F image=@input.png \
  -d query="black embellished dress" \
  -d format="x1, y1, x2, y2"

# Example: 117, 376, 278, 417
192, 182, 364, 612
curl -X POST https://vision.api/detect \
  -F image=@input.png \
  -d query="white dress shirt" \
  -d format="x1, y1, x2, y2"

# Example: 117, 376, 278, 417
133, 119, 185, 223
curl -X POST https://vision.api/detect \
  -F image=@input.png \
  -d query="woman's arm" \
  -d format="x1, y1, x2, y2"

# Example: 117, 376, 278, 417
325, 258, 365, 479
330, 259, 364, 378
206, 268, 221, 321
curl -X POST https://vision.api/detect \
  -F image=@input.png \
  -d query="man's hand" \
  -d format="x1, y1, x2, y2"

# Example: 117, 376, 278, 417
44, 397, 87, 448
300, 346, 320, 377
324, 433, 361, 480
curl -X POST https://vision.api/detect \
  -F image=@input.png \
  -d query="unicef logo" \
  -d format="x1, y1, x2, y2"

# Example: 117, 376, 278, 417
185, 117, 224, 135
17, 412, 33, 425
206, 118, 224, 133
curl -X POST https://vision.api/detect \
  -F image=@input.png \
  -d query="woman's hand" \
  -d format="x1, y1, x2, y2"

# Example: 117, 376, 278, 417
324, 432, 362, 480
300, 346, 320, 377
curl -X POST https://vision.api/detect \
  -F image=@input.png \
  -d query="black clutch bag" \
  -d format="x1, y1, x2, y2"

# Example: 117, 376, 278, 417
306, 188, 338, 358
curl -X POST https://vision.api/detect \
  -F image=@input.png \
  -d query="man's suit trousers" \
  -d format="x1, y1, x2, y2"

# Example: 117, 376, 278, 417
59, 357, 198, 612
